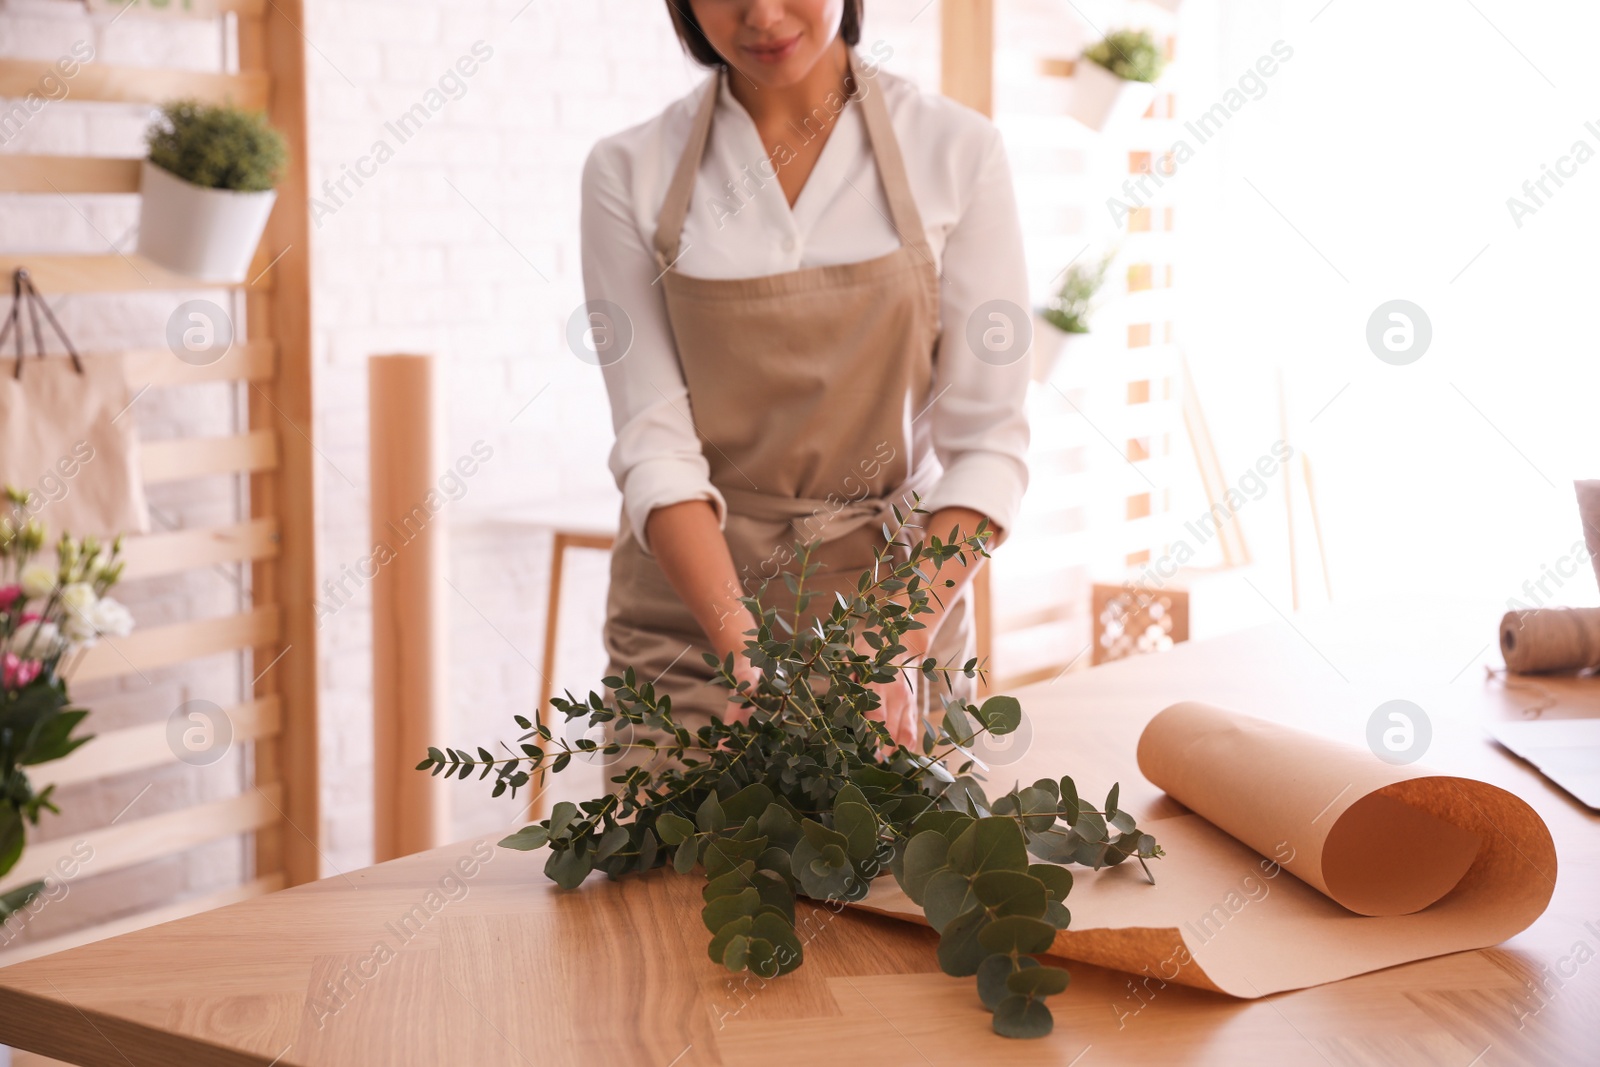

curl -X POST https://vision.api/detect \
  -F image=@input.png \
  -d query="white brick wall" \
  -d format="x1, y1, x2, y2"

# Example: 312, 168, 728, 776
0, 0, 1107, 937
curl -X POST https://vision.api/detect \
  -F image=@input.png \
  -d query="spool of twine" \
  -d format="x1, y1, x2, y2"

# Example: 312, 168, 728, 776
1500, 608, 1600, 674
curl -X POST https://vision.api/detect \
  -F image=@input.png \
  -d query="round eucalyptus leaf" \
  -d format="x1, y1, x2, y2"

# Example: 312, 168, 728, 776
977, 953, 1038, 1011
971, 870, 1047, 917
935, 907, 993, 977
977, 695, 1023, 735
993, 994, 1054, 1039
1006, 964, 1070, 997
978, 915, 1057, 956
1027, 863, 1072, 902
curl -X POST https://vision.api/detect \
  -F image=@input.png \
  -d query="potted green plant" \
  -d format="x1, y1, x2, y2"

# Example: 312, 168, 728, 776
136, 100, 287, 282
1071, 29, 1167, 131
1034, 251, 1113, 382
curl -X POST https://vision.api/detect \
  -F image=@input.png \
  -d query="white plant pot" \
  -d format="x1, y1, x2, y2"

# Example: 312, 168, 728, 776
136, 160, 277, 283
1031, 314, 1096, 384
1069, 59, 1159, 132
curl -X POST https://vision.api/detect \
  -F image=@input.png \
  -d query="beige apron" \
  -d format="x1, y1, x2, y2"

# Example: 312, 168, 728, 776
601, 48, 974, 757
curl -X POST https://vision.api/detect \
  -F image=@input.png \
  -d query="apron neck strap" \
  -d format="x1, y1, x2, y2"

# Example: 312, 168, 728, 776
652, 48, 931, 272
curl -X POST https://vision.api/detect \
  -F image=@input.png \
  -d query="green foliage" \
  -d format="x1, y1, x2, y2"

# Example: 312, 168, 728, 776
1040, 251, 1113, 335
146, 100, 288, 192
421, 497, 1164, 1039
1083, 29, 1167, 84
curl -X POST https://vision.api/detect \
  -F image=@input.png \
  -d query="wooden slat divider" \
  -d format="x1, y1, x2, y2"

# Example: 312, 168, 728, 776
86, 0, 267, 17
140, 429, 278, 484
0, 155, 141, 194
118, 518, 280, 579
0, 60, 268, 109
0, 255, 268, 293
0, 874, 284, 970
122, 340, 277, 388
67, 606, 281, 683
0, 784, 283, 892
35, 698, 282, 791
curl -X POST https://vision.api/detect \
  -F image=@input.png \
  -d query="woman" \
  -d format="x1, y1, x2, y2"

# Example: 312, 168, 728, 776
581, 0, 1030, 756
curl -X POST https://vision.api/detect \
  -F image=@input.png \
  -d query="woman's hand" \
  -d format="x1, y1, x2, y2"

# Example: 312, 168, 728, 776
864, 667, 921, 751
723, 658, 763, 727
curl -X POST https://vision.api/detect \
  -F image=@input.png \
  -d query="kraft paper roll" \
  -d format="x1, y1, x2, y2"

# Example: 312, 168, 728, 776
1500, 608, 1600, 674
854, 702, 1557, 998
1578, 479, 1600, 593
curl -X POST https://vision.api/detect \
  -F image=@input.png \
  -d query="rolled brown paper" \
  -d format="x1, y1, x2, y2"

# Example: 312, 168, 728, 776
853, 701, 1558, 998
1577, 479, 1600, 593
1135, 702, 1483, 916
1500, 607, 1600, 673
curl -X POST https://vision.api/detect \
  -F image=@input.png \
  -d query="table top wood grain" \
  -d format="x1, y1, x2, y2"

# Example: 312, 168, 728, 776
1, 598, 1595, 1066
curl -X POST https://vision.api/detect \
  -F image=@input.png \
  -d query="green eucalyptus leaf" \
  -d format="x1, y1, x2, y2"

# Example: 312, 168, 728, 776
978, 915, 1057, 956
935, 906, 993, 976
548, 801, 578, 837
993, 994, 1053, 1039
703, 863, 758, 902
1045, 899, 1072, 929
833, 802, 878, 863
721, 783, 776, 823
544, 845, 593, 890
498, 824, 550, 851
655, 811, 695, 846
922, 869, 979, 932
976, 695, 1022, 735
709, 915, 754, 965
703, 887, 761, 933
942, 706, 976, 746
898, 830, 952, 905
673, 837, 698, 875
971, 869, 1048, 918
1059, 776, 1081, 825
696, 792, 727, 834
1007, 965, 1070, 997
977, 954, 1038, 1011
1027, 863, 1072, 902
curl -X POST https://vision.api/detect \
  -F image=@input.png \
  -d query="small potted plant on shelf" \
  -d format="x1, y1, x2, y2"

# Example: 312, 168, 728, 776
1070, 29, 1167, 131
137, 99, 287, 282
1034, 251, 1113, 382
1, 488, 133, 927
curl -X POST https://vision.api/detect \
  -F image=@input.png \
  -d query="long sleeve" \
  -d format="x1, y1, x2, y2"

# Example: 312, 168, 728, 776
579, 137, 727, 557
920, 124, 1032, 550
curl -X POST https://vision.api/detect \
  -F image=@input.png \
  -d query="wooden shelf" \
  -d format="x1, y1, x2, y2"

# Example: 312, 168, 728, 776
0, 60, 268, 109
0, 155, 141, 194
0, 254, 271, 293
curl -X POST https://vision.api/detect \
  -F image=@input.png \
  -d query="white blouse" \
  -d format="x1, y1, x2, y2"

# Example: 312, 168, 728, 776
580, 63, 1031, 556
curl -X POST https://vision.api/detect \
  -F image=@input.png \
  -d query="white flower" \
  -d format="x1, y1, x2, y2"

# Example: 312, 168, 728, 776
13, 618, 62, 657
20, 564, 56, 600
58, 582, 100, 643
86, 596, 134, 640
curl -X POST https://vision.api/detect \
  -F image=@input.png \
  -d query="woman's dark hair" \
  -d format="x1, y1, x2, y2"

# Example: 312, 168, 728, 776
665, 1, 863, 67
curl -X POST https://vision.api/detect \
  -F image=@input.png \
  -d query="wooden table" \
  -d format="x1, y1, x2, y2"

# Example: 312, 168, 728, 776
1, 599, 1595, 1065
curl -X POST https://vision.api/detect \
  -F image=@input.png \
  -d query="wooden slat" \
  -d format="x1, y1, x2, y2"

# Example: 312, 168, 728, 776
245, 0, 322, 888
123, 340, 277, 388
86, 0, 268, 17
0, 784, 282, 892
66, 606, 281, 683
0, 874, 284, 971
0, 156, 141, 194
0, 60, 267, 109
119, 518, 280, 579
140, 429, 278, 484
0, 255, 269, 293
34, 697, 281, 790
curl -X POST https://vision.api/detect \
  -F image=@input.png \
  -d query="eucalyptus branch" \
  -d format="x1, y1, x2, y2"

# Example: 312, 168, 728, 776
419, 493, 1164, 1039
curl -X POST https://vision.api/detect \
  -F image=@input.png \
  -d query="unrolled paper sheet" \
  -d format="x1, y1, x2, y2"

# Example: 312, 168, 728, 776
853, 702, 1557, 997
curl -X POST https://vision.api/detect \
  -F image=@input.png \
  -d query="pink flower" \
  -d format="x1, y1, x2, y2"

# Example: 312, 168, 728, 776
0, 584, 20, 611
2, 652, 42, 690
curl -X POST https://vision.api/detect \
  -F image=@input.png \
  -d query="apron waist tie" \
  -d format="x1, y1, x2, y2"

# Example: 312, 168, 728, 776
717, 465, 942, 549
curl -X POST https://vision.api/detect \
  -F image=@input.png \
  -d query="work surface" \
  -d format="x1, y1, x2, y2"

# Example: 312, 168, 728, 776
1, 599, 1595, 1066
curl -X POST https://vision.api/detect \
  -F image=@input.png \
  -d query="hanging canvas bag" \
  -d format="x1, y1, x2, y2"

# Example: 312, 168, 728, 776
0, 268, 149, 540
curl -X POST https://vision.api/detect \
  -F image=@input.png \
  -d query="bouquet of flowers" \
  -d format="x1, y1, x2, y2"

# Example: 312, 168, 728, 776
1, 487, 133, 921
